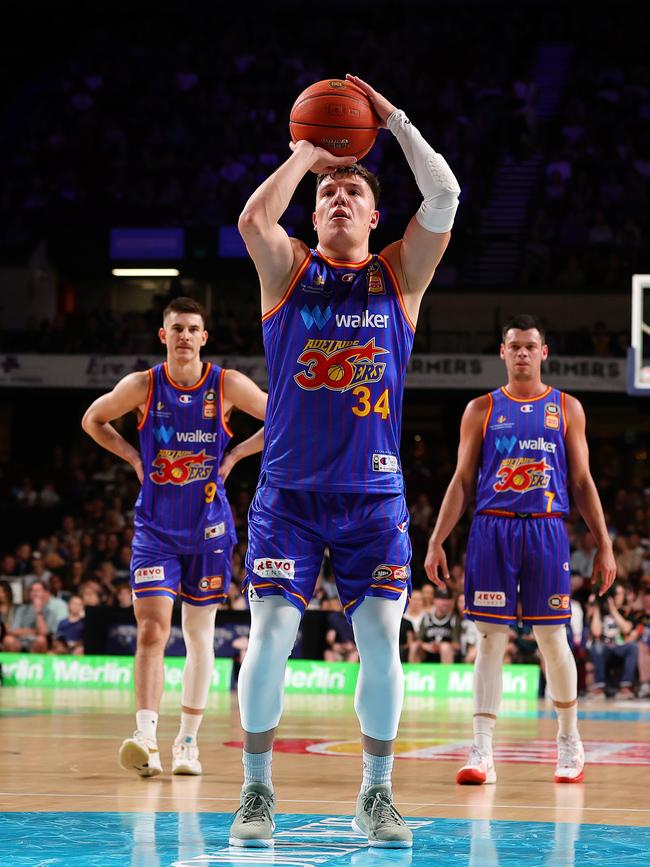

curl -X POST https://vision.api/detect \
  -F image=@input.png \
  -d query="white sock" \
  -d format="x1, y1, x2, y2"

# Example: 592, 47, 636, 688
177, 711, 203, 743
361, 751, 394, 793
136, 709, 158, 742
474, 715, 495, 753
243, 749, 273, 789
556, 703, 579, 738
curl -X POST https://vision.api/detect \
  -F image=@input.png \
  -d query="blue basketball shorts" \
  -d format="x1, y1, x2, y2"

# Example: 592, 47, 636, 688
464, 514, 571, 626
244, 481, 412, 620
130, 533, 233, 606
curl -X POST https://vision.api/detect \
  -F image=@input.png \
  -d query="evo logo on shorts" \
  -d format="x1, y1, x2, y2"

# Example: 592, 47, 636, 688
372, 453, 398, 473
253, 558, 296, 580
474, 590, 506, 607
134, 566, 165, 584
205, 522, 225, 540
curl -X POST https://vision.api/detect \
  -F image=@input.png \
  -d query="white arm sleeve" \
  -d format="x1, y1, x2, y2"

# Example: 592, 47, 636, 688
387, 108, 461, 233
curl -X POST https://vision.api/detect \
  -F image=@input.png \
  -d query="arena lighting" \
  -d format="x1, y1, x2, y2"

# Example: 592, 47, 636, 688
112, 268, 180, 277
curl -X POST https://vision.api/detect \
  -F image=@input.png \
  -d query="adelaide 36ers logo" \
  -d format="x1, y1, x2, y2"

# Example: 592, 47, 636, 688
493, 458, 552, 493
150, 450, 214, 485
294, 337, 388, 391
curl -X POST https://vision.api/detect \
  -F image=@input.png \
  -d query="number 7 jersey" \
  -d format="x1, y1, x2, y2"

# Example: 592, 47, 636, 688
261, 248, 415, 493
134, 362, 236, 552
477, 385, 570, 516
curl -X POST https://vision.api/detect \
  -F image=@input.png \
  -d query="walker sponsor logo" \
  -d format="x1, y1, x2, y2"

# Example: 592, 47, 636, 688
0, 653, 232, 691
548, 594, 571, 610
335, 310, 390, 329
300, 304, 332, 330
474, 590, 506, 607
253, 558, 296, 580
495, 435, 517, 455
518, 437, 557, 453
134, 566, 165, 584
153, 424, 175, 444
176, 429, 219, 443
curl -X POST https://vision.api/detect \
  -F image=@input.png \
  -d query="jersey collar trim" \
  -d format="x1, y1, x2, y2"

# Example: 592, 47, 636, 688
501, 385, 552, 403
164, 362, 211, 391
315, 247, 372, 269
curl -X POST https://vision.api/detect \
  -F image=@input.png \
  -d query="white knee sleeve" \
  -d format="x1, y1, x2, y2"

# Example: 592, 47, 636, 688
533, 625, 576, 703
351, 593, 406, 742
181, 603, 218, 710
238, 595, 301, 733
474, 622, 508, 716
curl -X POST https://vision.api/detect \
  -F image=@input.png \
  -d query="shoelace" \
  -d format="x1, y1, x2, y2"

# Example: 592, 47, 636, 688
467, 744, 490, 767
240, 792, 272, 824
366, 792, 406, 828
557, 737, 580, 768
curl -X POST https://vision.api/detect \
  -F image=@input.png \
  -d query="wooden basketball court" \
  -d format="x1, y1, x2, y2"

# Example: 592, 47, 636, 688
1, 686, 649, 864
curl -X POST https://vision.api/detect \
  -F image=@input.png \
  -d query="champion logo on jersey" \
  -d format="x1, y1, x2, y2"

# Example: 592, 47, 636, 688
205, 522, 225, 539
520, 404, 534, 413
301, 305, 332, 330
178, 394, 192, 405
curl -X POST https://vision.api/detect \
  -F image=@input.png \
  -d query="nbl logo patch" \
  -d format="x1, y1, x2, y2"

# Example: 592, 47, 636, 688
548, 594, 570, 610
371, 564, 409, 582
199, 576, 223, 591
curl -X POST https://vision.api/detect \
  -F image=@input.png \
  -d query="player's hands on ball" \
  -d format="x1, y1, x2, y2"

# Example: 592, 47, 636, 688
289, 139, 357, 174
592, 545, 616, 596
345, 74, 397, 128
424, 538, 450, 589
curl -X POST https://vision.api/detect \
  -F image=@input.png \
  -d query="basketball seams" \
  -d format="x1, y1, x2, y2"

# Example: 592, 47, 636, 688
289, 120, 379, 131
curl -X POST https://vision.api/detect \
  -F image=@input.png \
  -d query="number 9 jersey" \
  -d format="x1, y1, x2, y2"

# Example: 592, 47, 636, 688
134, 362, 237, 553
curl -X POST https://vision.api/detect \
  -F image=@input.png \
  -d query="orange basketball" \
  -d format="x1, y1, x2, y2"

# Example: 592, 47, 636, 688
289, 79, 379, 159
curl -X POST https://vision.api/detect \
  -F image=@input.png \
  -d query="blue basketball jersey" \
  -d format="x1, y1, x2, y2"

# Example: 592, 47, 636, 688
134, 362, 236, 552
476, 386, 570, 515
260, 248, 415, 492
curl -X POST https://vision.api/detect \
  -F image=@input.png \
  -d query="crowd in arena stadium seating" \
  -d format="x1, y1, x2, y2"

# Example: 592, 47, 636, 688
1, 437, 649, 698
1, 8, 646, 313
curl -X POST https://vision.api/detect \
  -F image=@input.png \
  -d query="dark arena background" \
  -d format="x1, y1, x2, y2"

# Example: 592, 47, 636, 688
1, 2, 649, 864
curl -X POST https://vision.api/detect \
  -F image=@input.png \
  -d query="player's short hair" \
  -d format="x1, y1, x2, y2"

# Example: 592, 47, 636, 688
162, 297, 207, 327
316, 164, 381, 208
501, 313, 546, 344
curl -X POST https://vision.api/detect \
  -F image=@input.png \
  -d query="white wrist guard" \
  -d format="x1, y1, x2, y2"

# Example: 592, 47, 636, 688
387, 108, 460, 233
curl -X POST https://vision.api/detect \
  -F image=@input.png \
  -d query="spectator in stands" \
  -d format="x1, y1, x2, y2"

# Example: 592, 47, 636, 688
412, 588, 458, 664
0, 581, 17, 643
2, 579, 66, 653
633, 588, 650, 699
404, 589, 425, 634
52, 596, 85, 655
79, 580, 102, 608
587, 584, 638, 699
456, 593, 478, 663
115, 585, 134, 609
324, 603, 359, 663
570, 532, 597, 579
23, 552, 53, 595
421, 582, 435, 614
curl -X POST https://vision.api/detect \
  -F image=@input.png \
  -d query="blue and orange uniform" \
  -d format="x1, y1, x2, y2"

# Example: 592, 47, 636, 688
244, 248, 414, 618
131, 362, 237, 606
465, 385, 572, 625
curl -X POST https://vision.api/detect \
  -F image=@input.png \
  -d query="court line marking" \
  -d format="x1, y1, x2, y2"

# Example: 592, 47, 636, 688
1, 791, 649, 815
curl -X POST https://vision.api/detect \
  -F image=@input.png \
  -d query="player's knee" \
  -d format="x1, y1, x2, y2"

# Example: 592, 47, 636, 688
532, 625, 570, 664
476, 622, 508, 656
137, 616, 171, 648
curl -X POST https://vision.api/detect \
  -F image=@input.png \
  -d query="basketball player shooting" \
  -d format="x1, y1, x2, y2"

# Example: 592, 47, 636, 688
230, 74, 460, 848
82, 297, 267, 778
425, 313, 616, 787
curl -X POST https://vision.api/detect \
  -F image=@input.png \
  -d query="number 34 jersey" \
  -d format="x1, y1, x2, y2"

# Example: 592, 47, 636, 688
261, 248, 415, 493
476, 385, 570, 516
134, 362, 236, 553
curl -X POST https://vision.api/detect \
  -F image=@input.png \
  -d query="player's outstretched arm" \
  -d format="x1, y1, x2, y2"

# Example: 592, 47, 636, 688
347, 74, 460, 318
81, 371, 150, 483
564, 394, 616, 595
238, 140, 356, 312
219, 427, 264, 483
424, 396, 487, 587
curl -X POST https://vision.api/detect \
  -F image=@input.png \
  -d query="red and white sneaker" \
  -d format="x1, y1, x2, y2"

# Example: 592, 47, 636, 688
456, 745, 496, 785
554, 734, 584, 783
